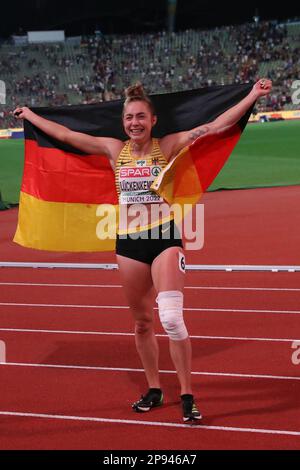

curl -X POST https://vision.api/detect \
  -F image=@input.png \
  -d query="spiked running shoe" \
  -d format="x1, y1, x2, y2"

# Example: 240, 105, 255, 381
132, 389, 163, 412
181, 394, 202, 423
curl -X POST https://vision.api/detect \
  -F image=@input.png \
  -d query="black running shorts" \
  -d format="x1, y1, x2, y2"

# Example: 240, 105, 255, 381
116, 219, 183, 265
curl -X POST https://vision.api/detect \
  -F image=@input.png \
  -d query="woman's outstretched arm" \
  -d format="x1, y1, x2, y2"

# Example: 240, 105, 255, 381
211, 79, 272, 130
13, 106, 123, 161
160, 78, 272, 160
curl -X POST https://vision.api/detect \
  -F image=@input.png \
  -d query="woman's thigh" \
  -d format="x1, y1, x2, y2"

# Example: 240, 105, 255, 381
151, 247, 185, 294
116, 254, 155, 319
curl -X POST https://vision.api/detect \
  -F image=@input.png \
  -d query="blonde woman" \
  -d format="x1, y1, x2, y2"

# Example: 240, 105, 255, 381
14, 78, 272, 422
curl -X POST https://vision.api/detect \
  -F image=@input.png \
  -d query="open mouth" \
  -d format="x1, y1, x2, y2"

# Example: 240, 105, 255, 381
130, 128, 144, 136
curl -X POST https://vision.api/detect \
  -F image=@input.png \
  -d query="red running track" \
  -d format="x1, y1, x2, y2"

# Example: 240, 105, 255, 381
1, 186, 300, 449
0, 268, 300, 450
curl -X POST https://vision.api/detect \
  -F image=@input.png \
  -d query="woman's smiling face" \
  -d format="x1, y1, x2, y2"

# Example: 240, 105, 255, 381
123, 100, 157, 143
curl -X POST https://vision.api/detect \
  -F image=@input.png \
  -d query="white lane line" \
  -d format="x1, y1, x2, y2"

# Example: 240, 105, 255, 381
185, 286, 300, 292
1, 362, 299, 381
0, 327, 298, 343
0, 410, 299, 436
0, 282, 123, 288
1, 282, 300, 292
0, 303, 127, 309
0, 302, 299, 315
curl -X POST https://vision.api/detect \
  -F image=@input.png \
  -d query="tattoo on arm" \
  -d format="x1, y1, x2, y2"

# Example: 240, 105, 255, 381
189, 128, 207, 141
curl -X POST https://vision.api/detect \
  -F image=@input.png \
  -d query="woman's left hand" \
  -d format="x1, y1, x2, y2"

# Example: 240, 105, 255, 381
252, 78, 273, 98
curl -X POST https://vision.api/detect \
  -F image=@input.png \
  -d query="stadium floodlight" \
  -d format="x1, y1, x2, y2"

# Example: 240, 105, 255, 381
0, 80, 6, 105
253, 7, 260, 24
167, 0, 177, 33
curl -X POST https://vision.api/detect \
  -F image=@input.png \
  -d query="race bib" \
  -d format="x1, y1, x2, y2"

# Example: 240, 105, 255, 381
119, 166, 164, 205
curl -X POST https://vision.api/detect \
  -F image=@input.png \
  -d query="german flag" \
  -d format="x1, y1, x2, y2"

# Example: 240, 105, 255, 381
151, 123, 245, 207
14, 83, 254, 252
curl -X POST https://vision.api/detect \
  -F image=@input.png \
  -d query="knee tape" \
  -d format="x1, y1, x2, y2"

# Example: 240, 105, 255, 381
156, 290, 188, 341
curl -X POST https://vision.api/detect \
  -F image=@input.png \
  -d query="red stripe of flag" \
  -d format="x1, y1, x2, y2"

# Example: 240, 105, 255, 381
21, 140, 118, 204
191, 124, 241, 191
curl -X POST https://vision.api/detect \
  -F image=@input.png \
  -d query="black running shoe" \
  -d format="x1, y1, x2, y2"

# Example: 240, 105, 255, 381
132, 389, 163, 412
181, 394, 202, 423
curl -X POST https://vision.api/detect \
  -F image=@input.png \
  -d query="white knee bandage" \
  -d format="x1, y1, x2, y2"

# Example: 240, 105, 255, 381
156, 290, 188, 341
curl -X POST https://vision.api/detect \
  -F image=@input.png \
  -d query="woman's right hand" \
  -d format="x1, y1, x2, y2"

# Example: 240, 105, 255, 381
13, 106, 31, 120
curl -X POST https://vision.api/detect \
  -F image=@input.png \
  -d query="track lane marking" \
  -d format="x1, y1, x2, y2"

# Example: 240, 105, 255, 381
0, 410, 299, 436
0, 362, 299, 381
0, 327, 298, 343
1, 282, 300, 292
1, 302, 300, 315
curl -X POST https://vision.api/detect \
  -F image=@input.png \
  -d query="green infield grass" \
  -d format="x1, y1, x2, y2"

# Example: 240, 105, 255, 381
210, 120, 300, 190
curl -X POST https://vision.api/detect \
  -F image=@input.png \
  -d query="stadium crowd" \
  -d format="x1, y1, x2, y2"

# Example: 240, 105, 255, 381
0, 19, 299, 128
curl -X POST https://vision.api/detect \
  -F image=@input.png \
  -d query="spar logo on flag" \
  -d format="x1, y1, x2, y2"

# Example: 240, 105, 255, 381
0, 80, 6, 104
